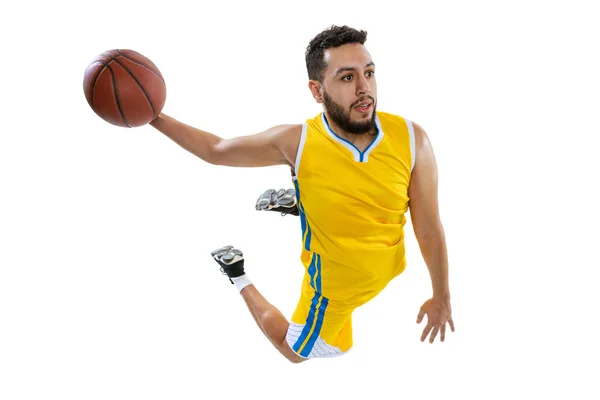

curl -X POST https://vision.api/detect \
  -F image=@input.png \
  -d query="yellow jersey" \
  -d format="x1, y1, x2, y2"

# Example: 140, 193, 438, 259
293, 110, 415, 304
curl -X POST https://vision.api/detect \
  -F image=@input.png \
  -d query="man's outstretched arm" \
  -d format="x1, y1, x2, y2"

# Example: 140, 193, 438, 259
407, 121, 455, 343
149, 113, 301, 168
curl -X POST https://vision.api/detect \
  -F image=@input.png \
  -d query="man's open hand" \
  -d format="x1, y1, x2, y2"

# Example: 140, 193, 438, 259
417, 297, 455, 343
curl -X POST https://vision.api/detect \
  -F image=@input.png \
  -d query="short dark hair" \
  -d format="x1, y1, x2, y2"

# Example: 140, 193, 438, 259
305, 25, 368, 82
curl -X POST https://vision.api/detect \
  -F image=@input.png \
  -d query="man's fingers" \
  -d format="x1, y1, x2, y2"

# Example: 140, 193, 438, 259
416, 307, 426, 324
440, 324, 446, 342
449, 318, 455, 332
429, 325, 440, 343
421, 323, 433, 342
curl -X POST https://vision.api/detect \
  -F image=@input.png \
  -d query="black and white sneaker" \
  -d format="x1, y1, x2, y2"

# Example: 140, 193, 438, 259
211, 245, 245, 284
255, 188, 299, 216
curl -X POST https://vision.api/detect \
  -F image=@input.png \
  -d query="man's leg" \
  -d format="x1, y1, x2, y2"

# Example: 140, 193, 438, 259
238, 285, 307, 363
211, 246, 307, 364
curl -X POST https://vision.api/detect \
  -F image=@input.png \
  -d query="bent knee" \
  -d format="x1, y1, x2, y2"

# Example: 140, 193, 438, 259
258, 310, 308, 363
278, 338, 308, 364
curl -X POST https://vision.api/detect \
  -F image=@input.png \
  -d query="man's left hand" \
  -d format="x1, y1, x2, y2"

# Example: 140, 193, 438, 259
417, 296, 455, 343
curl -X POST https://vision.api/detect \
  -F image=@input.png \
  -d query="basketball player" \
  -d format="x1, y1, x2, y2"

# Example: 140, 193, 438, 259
149, 25, 454, 363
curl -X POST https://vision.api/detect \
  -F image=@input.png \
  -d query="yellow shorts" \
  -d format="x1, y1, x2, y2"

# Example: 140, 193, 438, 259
285, 249, 399, 359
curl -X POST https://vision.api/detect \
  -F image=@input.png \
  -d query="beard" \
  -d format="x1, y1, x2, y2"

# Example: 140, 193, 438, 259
322, 90, 377, 135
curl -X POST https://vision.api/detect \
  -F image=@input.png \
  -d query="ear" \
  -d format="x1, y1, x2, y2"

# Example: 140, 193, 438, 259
308, 80, 323, 103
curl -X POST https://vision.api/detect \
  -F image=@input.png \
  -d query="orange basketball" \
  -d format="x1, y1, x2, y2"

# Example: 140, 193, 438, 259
83, 49, 166, 128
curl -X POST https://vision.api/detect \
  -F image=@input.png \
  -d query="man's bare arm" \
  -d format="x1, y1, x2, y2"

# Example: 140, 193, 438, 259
408, 121, 454, 343
149, 113, 300, 168
408, 121, 450, 299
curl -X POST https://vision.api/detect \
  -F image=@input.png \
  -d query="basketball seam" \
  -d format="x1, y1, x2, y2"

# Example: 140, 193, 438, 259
89, 62, 107, 111
102, 62, 130, 128
104, 54, 156, 119
117, 50, 165, 85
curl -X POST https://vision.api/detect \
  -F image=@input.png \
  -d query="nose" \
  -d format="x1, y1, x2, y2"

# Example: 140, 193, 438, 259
356, 74, 370, 95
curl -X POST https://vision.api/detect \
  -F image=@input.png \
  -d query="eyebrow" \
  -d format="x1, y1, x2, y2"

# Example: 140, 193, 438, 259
334, 61, 375, 76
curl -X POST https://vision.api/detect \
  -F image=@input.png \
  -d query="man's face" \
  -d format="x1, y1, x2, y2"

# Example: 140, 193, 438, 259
313, 43, 377, 134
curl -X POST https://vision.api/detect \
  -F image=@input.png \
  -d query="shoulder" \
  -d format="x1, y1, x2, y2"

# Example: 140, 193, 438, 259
376, 111, 429, 146
268, 113, 328, 165
406, 120, 438, 180
407, 120, 431, 152
376, 110, 416, 136
380, 113, 432, 172
267, 123, 303, 137
269, 123, 304, 145
375, 110, 429, 147
266, 123, 304, 168
271, 114, 320, 148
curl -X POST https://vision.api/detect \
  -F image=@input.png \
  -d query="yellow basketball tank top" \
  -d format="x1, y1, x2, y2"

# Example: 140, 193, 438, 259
293, 111, 415, 302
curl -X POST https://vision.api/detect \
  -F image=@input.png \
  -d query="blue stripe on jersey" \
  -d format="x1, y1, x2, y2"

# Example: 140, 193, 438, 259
316, 254, 322, 293
322, 113, 380, 162
300, 297, 329, 357
293, 178, 311, 251
307, 253, 317, 290
292, 291, 320, 352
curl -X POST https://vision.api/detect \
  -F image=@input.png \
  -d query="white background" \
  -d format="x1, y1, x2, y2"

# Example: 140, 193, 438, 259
1, 0, 599, 399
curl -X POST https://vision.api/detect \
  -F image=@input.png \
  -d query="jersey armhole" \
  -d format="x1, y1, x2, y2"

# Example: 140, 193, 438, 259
406, 119, 416, 172
294, 123, 308, 177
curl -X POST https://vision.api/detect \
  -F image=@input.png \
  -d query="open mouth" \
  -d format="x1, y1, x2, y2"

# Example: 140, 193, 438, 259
354, 101, 373, 112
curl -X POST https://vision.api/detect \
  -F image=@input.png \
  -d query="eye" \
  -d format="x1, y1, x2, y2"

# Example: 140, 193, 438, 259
342, 75, 353, 81
366, 70, 375, 77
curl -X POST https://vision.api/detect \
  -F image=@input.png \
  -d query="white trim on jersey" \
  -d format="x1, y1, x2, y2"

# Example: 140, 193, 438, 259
363, 116, 385, 162
286, 322, 349, 359
321, 113, 361, 161
406, 119, 416, 172
294, 123, 308, 177
320, 113, 384, 163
